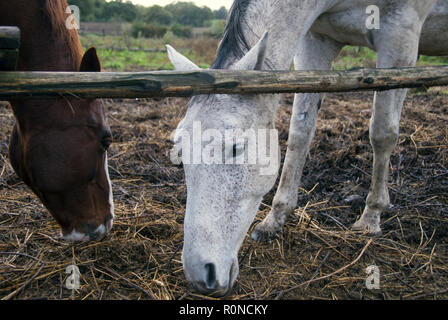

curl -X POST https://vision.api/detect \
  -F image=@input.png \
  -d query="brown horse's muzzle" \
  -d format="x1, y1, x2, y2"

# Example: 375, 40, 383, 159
62, 215, 114, 242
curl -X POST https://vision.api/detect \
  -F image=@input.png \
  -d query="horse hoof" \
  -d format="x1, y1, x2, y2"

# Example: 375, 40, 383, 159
352, 220, 382, 237
250, 223, 280, 243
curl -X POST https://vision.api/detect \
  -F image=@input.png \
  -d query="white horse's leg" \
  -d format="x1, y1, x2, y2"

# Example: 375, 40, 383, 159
252, 33, 342, 242
353, 19, 427, 235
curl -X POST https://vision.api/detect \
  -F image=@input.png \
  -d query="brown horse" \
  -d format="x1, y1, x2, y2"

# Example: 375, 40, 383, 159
0, 0, 114, 241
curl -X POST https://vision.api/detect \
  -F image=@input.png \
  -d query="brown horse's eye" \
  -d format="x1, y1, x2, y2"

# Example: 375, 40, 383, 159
101, 131, 113, 151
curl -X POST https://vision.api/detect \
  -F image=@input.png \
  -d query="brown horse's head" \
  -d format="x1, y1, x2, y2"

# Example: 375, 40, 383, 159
9, 48, 114, 241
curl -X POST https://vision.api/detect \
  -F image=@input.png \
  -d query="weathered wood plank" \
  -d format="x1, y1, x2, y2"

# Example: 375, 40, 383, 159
0, 66, 447, 99
0, 27, 20, 49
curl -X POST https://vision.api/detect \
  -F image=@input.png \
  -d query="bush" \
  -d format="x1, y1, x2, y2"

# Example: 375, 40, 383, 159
206, 19, 226, 38
162, 31, 175, 44
171, 24, 193, 38
131, 22, 168, 38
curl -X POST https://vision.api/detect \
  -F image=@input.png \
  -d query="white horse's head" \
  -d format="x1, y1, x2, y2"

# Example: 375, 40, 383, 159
167, 33, 280, 296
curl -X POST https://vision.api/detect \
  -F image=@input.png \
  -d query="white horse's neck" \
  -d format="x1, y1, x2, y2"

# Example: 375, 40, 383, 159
214, 0, 339, 70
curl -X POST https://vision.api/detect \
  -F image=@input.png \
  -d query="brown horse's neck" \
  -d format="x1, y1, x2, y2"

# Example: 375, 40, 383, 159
0, 0, 83, 71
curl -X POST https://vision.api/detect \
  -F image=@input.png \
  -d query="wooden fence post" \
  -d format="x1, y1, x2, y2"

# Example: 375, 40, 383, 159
0, 27, 20, 71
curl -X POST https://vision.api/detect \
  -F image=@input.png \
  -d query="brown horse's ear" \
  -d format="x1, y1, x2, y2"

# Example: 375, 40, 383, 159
79, 47, 101, 72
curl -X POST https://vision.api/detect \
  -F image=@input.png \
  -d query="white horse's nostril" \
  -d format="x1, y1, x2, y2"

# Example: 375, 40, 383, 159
204, 263, 217, 290
186, 260, 235, 297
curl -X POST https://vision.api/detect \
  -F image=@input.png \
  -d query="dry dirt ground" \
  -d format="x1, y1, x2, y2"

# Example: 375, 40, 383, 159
0, 89, 447, 300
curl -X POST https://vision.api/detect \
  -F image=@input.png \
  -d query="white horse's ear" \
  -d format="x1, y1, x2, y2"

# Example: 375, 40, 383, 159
232, 32, 268, 71
166, 45, 200, 71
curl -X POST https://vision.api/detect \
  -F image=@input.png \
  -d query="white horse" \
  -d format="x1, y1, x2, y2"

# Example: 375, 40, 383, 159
167, 0, 448, 296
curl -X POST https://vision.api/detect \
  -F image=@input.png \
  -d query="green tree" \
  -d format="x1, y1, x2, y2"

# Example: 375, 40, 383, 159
69, 0, 105, 21
145, 5, 173, 26
165, 2, 213, 27
102, 0, 137, 22
213, 6, 228, 20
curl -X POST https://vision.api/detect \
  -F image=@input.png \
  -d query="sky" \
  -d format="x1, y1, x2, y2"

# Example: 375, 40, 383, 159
127, 0, 233, 10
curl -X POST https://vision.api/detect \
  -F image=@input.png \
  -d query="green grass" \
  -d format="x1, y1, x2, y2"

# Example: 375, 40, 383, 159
333, 46, 378, 70
334, 46, 448, 70
417, 55, 448, 66
80, 33, 217, 71
97, 49, 171, 70
95, 48, 210, 71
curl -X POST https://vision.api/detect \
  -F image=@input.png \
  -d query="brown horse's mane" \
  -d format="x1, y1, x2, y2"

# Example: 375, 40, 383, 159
44, 0, 83, 69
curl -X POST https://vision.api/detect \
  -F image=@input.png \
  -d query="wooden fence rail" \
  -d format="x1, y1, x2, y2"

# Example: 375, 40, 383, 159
0, 66, 447, 100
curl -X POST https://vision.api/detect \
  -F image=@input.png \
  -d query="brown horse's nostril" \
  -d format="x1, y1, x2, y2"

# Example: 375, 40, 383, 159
85, 223, 108, 241
204, 263, 217, 290
86, 223, 98, 241
100, 130, 113, 150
